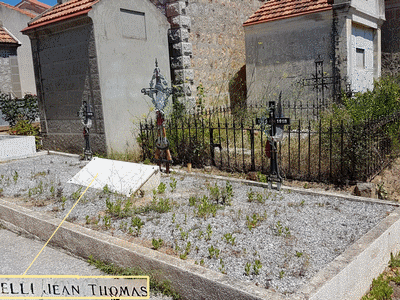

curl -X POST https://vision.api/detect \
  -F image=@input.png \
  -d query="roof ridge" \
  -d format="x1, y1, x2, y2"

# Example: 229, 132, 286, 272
0, 1, 36, 18
0, 26, 20, 45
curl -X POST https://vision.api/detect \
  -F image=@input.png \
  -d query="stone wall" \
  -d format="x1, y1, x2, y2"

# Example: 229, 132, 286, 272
186, 0, 262, 107
28, 17, 106, 154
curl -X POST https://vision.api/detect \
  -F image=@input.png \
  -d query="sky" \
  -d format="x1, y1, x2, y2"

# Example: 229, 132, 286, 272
2, 0, 57, 6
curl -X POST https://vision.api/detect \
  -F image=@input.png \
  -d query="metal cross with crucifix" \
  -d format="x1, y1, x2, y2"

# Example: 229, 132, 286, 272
78, 101, 94, 161
141, 59, 173, 173
257, 94, 290, 190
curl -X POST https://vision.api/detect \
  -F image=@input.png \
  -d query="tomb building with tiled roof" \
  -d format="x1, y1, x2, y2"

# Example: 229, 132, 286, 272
0, 1, 43, 98
244, 0, 385, 106
22, 0, 171, 154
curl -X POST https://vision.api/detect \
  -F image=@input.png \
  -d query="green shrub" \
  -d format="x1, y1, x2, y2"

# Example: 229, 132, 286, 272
0, 93, 39, 127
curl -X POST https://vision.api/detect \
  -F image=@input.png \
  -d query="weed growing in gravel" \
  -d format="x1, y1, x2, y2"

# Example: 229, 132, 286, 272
219, 259, 227, 274
71, 187, 82, 200
170, 177, 177, 192
179, 242, 191, 260
13, 171, 18, 183
172, 213, 176, 223
61, 196, 67, 209
131, 216, 144, 236
134, 197, 173, 214
206, 224, 212, 241
207, 181, 233, 205
103, 216, 111, 229
87, 256, 181, 300
253, 260, 262, 275
223, 233, 236, 245
28, 180, 43, 197
245, 262, 251, 276
275, 221, 290, 237
106, 198, 130, 218
189, 196, 196, 206
389, 252, 400, 268
197, 230, 203, 240
157, 182, 167, 194
256, 193, 264, 204
152, 238, 163, 250
50, 185, 55, 197
119, 221, 128, 231
279, 270, 285, 279
195, 196, 219, 219
246, 213, 267, 230
31, 171, 46, 179
85, 215, 90, 225
102, 184, 111, 194
208, 245, 220, 259
296, 251, 303, 258
200, 259, 205, 266
247, 189, 255, 202
179, 228, 188, 241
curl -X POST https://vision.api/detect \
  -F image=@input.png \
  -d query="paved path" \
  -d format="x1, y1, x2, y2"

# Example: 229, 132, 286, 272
0, 228, 171, 299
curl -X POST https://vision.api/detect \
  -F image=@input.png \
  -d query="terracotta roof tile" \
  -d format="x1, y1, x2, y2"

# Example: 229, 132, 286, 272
21, 0, 51, 9
244, 0, 332, 26
0, 1, 36, 18
27, 0, 99, 29
0, 27, 19, 44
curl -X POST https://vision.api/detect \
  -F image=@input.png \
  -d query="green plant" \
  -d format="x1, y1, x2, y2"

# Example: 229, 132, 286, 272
13, 171, 18, 184
245, 262, 251, 276
296, 251, 303, 258
389, 252, 400, 268
223, 233, 236, 245
179, 241, 192, 260
131, 216, 145, 236
157, 182, 167, 194
246, 213, 266, 230
172, 213, 176, 223
247, 189, 255, 202
208, 245, 220, 259
50, 185, 55, 197
152, 238, 163, 250
219, 259, 226, 274
103, 184, 111, 194
170, 177, 177, 192
206, 224, 212, 241
0, 93, 38, 127
200, 259, 205, 266
275, 221, 290, 237
256, 193, 264, 204
61, 196, 67, 209
377, 182, 388, 200
85, 215, 90, 225
189, 196, 197, 206
253, 260, 262, 275
362, 274, 393, 300
179, 228, 188, 241
71, 187, 83, 200
103, 216, 111, 229
279, 270, 285, 279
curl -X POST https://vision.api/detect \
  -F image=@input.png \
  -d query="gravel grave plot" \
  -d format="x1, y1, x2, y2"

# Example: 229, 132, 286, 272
0, 154, 396, 296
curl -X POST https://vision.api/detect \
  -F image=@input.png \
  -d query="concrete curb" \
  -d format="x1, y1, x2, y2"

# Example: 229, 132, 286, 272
0, 199, 286, 300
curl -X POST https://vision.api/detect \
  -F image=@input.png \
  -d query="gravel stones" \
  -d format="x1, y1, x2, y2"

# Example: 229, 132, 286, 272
0, 154, 395, 295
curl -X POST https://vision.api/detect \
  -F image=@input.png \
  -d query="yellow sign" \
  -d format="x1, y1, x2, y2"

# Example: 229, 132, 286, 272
0, 275, 149, 299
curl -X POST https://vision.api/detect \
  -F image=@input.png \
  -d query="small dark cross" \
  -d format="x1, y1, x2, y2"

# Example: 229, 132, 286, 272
256, 96, 290, 190
77, 101, 94, 161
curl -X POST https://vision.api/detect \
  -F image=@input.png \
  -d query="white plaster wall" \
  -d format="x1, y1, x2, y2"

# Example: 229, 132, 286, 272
244, 11, 334, 106
350, 23, 374, 92
0, 5, 36, 95
89, 0, 170, 153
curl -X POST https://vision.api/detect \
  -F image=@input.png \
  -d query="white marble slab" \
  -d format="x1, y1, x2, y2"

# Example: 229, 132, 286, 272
68, 157, 160, 197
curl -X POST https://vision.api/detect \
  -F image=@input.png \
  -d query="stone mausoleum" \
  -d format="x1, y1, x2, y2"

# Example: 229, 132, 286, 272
244, 0, 385, 105
22, 0, 171, 154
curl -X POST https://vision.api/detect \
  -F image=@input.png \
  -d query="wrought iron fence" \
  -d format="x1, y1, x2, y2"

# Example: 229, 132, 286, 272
139, 110, 400, 183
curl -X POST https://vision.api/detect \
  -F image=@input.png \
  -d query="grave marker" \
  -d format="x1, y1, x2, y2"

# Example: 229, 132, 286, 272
68, 157, 160, 197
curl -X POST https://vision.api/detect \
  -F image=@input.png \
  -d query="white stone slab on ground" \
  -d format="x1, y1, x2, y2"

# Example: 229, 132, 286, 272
0, 135, 36, 161
67, 157, 160, 197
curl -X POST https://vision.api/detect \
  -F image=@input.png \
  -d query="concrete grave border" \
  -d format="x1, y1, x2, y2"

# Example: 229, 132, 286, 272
0, 153, 400, 299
